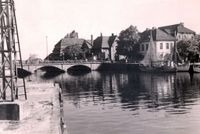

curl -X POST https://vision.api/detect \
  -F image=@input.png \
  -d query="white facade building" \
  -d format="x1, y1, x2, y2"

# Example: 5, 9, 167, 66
139, 28, 176, 61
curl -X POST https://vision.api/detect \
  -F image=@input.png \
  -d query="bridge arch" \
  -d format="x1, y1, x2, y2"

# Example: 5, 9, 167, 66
36, 65, 65, 73
21, 62, 102, 73
67, 65, 91, 75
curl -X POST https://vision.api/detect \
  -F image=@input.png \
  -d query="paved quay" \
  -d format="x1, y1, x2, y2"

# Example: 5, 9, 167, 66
0, 81, 65, 134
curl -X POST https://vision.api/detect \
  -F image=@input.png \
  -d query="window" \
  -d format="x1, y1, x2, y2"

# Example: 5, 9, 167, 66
141, 44, 145, 51
166, 43, 169, 49
170, 43, 173, 48
178, 35, 181, 39
184, 35, 187, 39
160, 43, 163, 49
146, 44, 148, 51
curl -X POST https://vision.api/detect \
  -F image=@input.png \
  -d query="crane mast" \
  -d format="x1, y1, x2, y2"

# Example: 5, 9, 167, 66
0, 0, 26, 101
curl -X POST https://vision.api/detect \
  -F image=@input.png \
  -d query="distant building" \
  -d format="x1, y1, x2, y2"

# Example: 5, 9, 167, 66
26, 56, 43, 64
92, 34, 118, 61
46, 32, 92, 60
159, 23, 196, 41
139, 28, 176, 61
60, 37, 85, 51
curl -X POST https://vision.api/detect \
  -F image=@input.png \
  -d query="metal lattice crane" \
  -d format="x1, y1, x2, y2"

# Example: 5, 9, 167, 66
0, 0, 26, 101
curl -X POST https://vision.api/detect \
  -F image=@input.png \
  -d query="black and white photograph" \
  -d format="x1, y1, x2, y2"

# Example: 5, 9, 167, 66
0, 0, 200, 134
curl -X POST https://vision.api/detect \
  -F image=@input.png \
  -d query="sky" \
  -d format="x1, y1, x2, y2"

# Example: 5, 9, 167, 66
14, 0, 200, 59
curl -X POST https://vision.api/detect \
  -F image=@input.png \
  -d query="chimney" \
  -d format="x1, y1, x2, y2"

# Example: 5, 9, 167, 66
111, 33, 114, 36
152, 27, 156, 30
180, 22, 184, 26
100, 33, 103, 37
146, 28, 150, 31
91, 35, 93, 46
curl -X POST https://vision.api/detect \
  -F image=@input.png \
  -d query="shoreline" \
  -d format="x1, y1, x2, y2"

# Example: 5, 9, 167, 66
0, 81, 65, 134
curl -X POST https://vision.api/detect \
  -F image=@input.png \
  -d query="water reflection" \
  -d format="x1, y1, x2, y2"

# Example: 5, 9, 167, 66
51, 72, 200, 134
56, 72, 200, 115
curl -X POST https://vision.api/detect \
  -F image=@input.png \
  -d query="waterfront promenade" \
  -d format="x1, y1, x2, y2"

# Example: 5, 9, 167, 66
0, 81, 64, 134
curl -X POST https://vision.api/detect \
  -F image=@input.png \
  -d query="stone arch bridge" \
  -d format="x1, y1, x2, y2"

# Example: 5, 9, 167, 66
21, 61, 102, 73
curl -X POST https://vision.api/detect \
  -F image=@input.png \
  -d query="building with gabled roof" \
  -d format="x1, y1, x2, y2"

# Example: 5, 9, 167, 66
139, 28, 176, 61
92, 34, 118, 61
46, 32, 93, 60
159, 23, 195, 41
60, 38, 85, 52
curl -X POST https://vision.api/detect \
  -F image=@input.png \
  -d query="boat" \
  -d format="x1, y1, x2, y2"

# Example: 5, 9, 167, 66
139, 29, 177, 73
139, 64, 177, 73
189, 63, 200, 73
177, 63, 190, 72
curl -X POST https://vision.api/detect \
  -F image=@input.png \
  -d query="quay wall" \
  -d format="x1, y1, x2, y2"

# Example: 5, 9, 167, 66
97, 63, 140, 71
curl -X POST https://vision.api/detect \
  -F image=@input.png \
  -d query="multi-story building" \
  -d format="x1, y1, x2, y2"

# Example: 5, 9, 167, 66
159, 23, 195, 41
139, 28, 176, 61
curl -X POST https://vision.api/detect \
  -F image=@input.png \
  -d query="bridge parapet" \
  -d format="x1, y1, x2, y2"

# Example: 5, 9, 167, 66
20, 62, 102, 73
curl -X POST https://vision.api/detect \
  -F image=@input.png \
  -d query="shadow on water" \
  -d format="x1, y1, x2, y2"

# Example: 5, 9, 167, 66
34, 66, 65, 80
56, 71, 200, 115
40, 72, 64, 79
67, 65, 91, 76
36, 66, 65, 74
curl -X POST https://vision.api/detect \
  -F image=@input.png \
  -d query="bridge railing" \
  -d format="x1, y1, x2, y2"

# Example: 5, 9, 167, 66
17, 60, 140, 66
20, 60, 103, 66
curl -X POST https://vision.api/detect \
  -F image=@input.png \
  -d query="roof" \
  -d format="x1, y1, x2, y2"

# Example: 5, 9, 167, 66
159, 23, 195, 34
60, 37, 85, 51
52, 40, 62, 53
85, 40, 93, 49
93, 35, 117, 49
140, 28, 176, 42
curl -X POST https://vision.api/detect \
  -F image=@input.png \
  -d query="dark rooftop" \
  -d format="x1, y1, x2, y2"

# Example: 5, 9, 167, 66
93, 35, 117, 49
140, 28, 176, 42
159, 23, 195, 34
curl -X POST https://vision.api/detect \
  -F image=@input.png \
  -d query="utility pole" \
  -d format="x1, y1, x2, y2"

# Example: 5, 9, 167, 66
0, 0, 26, 101
46, 36, 48, 60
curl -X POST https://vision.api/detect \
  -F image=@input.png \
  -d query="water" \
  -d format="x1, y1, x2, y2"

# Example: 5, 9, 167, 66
52, 72, 200, 134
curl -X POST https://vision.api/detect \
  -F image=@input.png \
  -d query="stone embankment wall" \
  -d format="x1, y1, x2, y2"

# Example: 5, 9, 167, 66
97, 63, 139, 71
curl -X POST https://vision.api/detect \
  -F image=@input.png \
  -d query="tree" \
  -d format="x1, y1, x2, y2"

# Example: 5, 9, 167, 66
63, 45, 84, 60
177, 35, 200, 62
117, 25, 140, 59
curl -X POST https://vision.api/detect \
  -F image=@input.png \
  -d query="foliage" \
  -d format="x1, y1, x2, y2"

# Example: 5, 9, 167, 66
26, 54, 43, 64
117, 25, 140, 58
46, 53, 60, 60
27, 54, 38, 60
63, 45, 84, 60
177, 35, 200, 62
